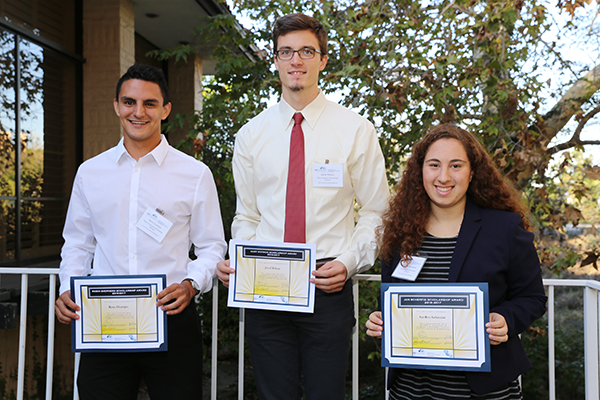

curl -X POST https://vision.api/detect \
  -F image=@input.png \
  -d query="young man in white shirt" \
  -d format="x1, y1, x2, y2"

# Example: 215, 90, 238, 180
55, 64, 226, 400
217, 13, 389, 400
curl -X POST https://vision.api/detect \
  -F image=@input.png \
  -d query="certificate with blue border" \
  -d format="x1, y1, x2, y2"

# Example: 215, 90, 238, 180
227, 240, 316, 313
70, 275, 167, 353
381, 283, 490, 372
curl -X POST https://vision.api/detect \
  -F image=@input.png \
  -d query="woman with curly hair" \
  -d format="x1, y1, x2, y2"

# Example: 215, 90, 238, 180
366, 123, 546, 399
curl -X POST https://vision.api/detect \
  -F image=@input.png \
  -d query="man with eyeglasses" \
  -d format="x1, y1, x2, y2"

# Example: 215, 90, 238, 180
217, 13, 389, 400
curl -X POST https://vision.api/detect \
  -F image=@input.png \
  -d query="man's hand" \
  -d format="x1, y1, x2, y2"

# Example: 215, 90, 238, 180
310, 260, 347, 293
55, 291, 80, 324
486, 312, 509, 345
216, 259, 234, 288
156, 281, 196, 316
365, 311, 383, 338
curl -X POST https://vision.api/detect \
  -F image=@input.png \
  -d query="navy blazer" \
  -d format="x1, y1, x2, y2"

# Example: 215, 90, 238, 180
382, 198, 547, 395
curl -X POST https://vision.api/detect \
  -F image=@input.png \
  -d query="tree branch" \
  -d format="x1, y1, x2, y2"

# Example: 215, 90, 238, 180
543, 63, 600, 140
548, 104, 600, 154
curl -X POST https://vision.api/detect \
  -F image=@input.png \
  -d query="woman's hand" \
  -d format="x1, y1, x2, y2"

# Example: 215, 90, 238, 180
486, 312, 508, 345
366, 311, 384, 338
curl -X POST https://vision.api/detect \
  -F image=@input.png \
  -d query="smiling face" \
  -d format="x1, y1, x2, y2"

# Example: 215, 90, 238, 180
422, 138, 473, 213
113, 79, 171, 158
274, 29, 327, 103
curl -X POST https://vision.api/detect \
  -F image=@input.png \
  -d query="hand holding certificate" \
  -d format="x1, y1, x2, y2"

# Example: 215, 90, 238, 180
70, 275, 167, 352
227, 240, 317, 313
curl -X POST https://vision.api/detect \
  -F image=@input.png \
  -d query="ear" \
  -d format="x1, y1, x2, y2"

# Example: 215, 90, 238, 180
162, 102, 172, 120
113, 98, 120, 116
319, 54, 328, 71
274, 55, 280, 72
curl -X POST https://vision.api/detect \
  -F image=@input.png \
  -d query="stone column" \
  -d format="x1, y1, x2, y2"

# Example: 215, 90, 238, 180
167, 54, 203, 155
82, 0, 135, 160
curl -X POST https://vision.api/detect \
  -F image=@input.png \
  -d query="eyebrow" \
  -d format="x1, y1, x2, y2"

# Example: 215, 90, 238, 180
424, 158, 468, 163
120, 96, 160, 104
278, 46, 316, 50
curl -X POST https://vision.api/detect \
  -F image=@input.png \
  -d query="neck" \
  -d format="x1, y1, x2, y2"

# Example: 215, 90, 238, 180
123, 135, 161, 161
282, 87, 320, 111
427, 202, 466, 238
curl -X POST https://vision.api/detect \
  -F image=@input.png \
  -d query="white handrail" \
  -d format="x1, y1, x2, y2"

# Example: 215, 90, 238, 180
0, 269, 218, 400
1, 268, 599, 399
0, 267, 60, 400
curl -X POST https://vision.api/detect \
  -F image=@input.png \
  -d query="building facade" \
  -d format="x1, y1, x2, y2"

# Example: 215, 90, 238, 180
0, 0, 235, 396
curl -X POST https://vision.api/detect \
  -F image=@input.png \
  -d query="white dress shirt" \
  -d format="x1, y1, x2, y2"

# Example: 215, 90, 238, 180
232, 91, 390, 277
59, 135, 227, 295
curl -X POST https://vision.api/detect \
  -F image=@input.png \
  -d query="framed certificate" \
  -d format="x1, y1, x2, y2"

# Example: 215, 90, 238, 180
381, 283, 490, 371
227, 240, 317, 313
70, 275, 167, 352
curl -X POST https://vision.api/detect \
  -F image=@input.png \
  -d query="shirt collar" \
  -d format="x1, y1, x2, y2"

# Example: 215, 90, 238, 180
278, 90, 327, 131
113, 134, 169, 166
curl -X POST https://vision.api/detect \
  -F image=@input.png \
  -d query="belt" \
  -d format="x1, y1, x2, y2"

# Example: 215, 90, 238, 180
315, 258, 335, 269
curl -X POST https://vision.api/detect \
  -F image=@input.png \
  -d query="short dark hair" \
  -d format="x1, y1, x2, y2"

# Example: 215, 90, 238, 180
272, 13, 328, 56
115, 64, 170, 105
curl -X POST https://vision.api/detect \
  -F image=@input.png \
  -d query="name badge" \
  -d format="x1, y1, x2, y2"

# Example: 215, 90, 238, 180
312, 164, 343, 187
391, 256, 427, 281
137, 207, 173, 243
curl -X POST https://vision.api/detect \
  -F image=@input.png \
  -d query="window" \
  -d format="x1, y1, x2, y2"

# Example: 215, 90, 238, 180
0, 1, 81, 266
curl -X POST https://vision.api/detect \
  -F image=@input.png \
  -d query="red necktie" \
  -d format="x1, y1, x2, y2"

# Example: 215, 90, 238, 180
284, 113, 306, 243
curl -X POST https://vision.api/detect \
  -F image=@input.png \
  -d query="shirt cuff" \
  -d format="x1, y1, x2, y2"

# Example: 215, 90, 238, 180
335, 253, 357, 280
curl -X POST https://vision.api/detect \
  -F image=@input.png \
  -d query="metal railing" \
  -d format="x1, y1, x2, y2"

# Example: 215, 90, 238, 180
0, 267, 59, 400
0, 267, 220, 400
1, 268, 599, 400
229, 275, 600, 400
543, 279, 600, 400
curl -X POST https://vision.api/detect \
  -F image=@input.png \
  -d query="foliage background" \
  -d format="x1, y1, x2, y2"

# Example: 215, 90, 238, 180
153, 0, 600, 397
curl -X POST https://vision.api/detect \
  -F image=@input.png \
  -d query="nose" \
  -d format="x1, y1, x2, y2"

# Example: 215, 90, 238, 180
133, 103, 145, 117
438, 166, 451, 182
290, 51, 303, 64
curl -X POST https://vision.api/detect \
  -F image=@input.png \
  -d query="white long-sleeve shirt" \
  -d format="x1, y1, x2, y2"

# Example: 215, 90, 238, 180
59, 135, 227, 295
231, 91, 390, 277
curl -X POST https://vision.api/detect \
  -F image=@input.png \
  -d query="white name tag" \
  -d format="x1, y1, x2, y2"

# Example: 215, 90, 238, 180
391, 256, 427, 281
137, 207, 173, 243
312, 164, 343, 187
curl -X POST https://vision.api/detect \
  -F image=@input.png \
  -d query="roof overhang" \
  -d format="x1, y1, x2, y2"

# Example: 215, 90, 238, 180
133, 0, 253, 74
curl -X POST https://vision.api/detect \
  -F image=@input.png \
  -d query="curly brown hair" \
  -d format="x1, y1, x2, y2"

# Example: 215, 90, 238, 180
378, 123, 530, 263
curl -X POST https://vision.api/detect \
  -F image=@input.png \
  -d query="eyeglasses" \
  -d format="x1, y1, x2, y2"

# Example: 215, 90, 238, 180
275, 47, 322, 61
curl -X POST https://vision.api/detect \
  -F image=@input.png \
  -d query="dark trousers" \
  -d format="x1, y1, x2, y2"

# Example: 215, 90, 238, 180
77, 303, 203, 400
245, 280, 355, 400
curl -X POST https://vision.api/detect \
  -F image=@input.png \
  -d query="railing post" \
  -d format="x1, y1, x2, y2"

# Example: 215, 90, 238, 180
17, 274, 29, 400
46, 274, 57, 400
583, 286, 600, 400
73, 352, 80, 400
548, 285, 555, 400
211, 278, 219, 400
238, 308, 245, 400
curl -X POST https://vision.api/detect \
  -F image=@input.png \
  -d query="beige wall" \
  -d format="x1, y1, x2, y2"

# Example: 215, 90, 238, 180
167, 55, 203, 153
82, 0, 135, 160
